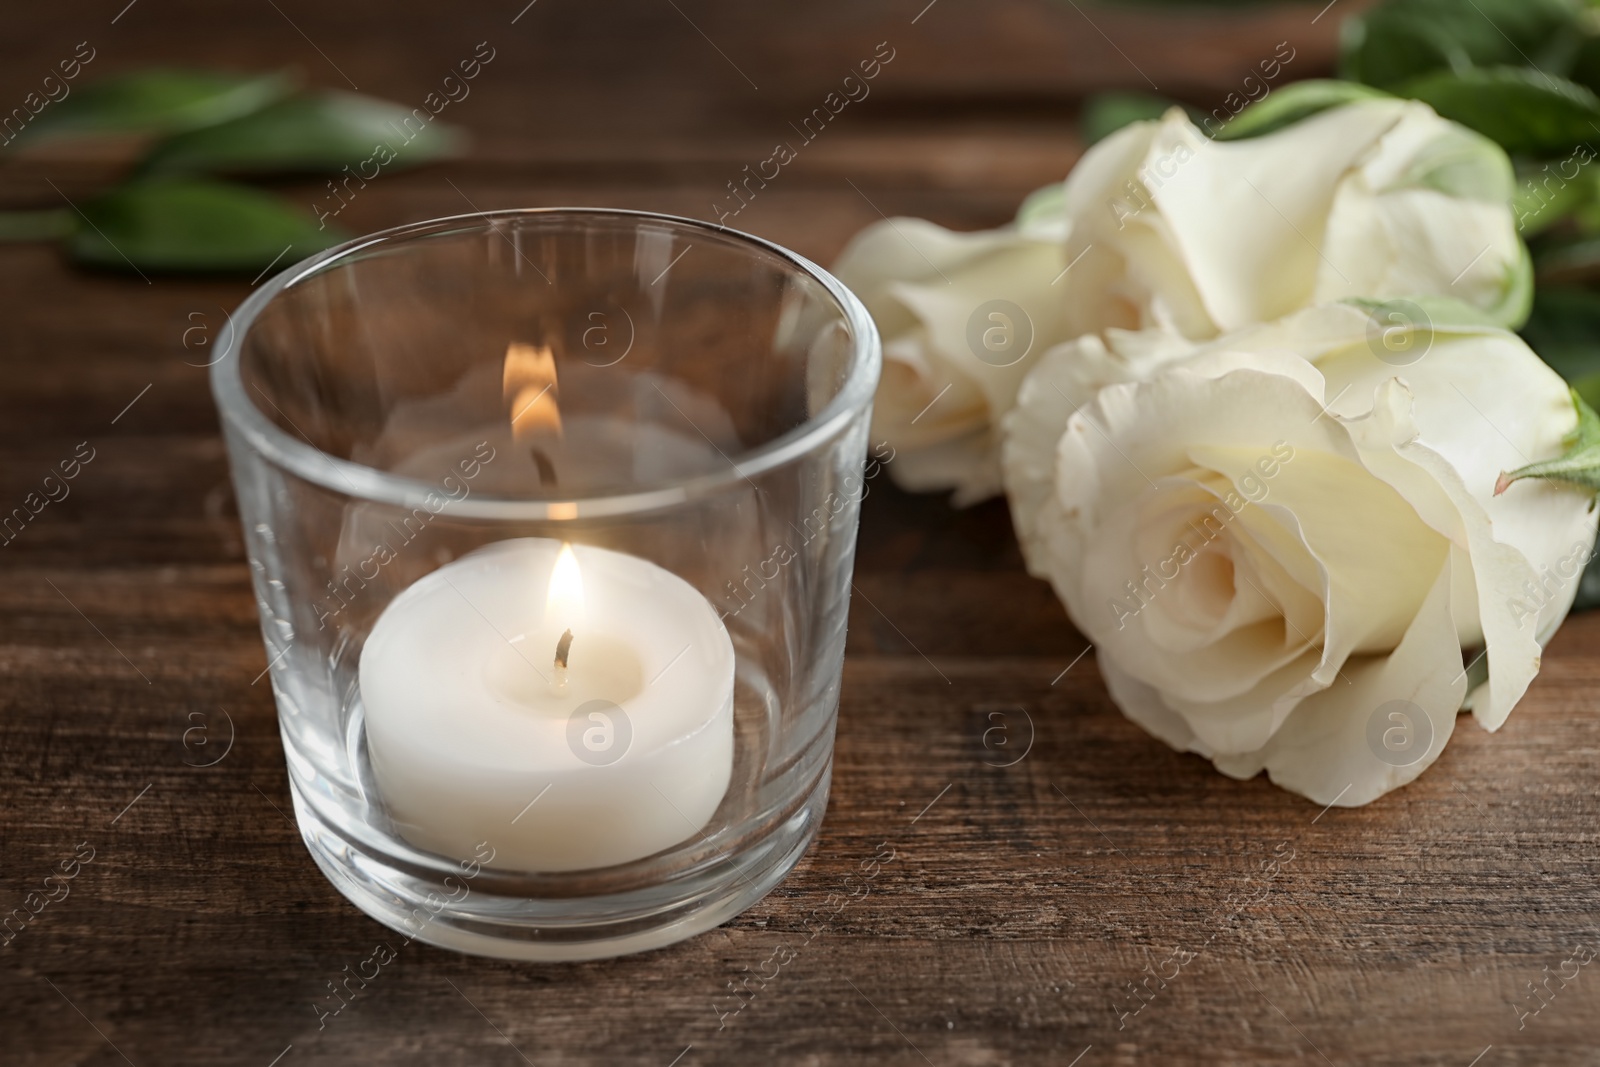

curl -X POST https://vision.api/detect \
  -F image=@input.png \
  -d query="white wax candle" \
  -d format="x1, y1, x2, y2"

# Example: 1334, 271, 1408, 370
359, 538, 735, 872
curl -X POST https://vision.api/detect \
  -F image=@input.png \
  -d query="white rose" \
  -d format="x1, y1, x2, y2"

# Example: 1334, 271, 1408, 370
1001, 304, 1596, 805
836, 98, 1527, 504
830, 193, 1071, 504
1058, 99, 1530, 341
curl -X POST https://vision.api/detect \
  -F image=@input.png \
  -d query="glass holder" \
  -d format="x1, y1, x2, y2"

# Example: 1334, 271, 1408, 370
212, 208, 880, 960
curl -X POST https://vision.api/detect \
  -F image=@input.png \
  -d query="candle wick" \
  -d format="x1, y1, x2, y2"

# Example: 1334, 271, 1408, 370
529, 447, 558, 486
552, 628, 574, 694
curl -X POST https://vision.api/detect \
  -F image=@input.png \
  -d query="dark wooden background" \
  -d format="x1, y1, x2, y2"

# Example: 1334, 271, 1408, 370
5, 1, 1600, 1064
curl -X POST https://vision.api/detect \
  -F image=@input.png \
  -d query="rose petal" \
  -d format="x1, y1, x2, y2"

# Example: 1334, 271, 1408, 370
1002, 328, 1197, 575
1296, 313, 1598, 727
1099, 654, 1206, 756
1167, 305, 1597, 727
1082, 477, 1317, 706
888, 239, 1071, 419
833, 215, 1071, 502
1149, 101, 1408, 331
871, 331, 988, 451
1059, 368, 1359, 703
1319, 189, 1520, 313
1190, 444, 1449, 670
1212, 558, 1465, 806
883, 429, 1003, 505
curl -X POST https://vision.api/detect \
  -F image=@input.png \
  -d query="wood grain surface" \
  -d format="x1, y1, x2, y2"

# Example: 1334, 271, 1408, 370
4, 1, 1599, 1065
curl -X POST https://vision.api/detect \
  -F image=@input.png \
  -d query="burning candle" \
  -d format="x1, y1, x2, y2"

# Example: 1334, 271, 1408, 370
359, 538, 736, 872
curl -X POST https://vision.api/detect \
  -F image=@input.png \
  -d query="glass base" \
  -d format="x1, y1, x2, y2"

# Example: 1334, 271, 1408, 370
290, 765, 831, 961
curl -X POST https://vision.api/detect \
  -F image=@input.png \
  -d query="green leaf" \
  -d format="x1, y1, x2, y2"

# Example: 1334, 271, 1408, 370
0, 209, 73, 241
1398, 66, 1600, 154
1519, 284, 1600, 409
1080, 93, 1175, 145
1496, 387, 1600, 495
1512, 157, 1597, 234
1562, 30, 1600, 97
10, 69, 291, 145
1341, 0, 1583, 91
1211, 80, 1394, 141
137, 90, 466, 176
66, 179, 343, 272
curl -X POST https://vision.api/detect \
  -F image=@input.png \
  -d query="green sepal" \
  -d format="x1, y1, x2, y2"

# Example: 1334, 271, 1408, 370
1496, 387, 1600, 495
1339, 292, 1511, 331
1211, 80, 1394, 142
1015, 182, 1065, 233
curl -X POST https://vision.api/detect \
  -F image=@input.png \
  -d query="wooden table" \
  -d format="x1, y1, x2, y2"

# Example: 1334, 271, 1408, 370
4, 2, 1598, 1063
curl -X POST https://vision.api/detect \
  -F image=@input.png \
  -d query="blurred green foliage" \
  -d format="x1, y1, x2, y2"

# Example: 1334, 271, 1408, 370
12, 70, 293, 143
138, 91, 464, 177
1, 70, 465, 272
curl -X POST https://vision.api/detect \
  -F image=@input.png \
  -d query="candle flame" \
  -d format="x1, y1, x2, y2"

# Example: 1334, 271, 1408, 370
503, 342, 562, 441
546, 542, 584, 627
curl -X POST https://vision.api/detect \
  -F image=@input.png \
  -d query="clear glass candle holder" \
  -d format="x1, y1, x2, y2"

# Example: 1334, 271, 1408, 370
212, 209, 880, 960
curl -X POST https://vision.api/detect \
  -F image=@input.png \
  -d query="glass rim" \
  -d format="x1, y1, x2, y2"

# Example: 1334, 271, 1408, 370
210, 207, 882, 521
